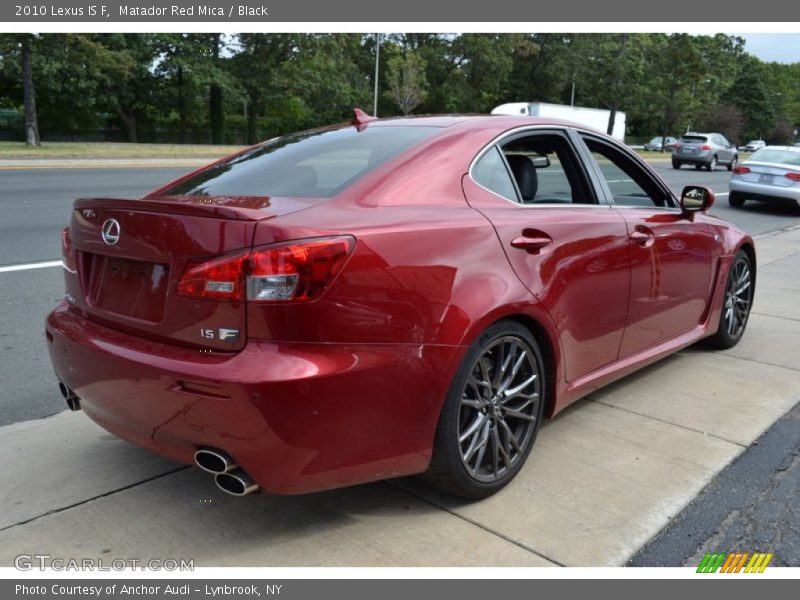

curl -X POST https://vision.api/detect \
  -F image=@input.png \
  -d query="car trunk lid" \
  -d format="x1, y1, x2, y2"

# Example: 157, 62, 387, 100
66, 195, 325, 351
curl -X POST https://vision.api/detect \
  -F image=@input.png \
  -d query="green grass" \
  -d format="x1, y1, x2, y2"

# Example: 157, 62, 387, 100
0, 141, 246, 159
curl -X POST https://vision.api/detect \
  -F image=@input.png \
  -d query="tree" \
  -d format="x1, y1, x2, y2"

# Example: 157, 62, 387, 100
644, 34, 706, 144
386, 52, 428, 115
274, 34, 372, 129
696, 103, 746, 144
728, 55, 776, 140
231, 33, 297, 143
569, 33, 648, 136
450, 34, 538, 113
20, 35, 39, 146
209, 34, 224, 144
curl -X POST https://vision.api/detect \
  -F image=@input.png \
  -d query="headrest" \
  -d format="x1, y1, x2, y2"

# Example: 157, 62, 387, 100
505, 155, 538, 202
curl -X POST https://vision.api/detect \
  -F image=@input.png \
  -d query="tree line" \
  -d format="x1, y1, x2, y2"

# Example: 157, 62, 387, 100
1, 33, 798, 146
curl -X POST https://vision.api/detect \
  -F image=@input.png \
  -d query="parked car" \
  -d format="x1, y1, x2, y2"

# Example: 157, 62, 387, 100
47, 111, 756, 500
672, 132, 738, 171
644, 136, 678, 152
744, 140, 767, 153
729, 145, 800, 208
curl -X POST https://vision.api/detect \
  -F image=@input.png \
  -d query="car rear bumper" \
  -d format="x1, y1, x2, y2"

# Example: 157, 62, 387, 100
729, 179, 800, 203
673, 151, 712, 164
46, 302, 462, 494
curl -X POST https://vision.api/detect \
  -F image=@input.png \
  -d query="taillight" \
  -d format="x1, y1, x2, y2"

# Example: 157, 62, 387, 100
700, 144, 712, 150
247, 236, 355, 302
786, 172, 800, 182
61, 227, 77, 273
177, 254, 247, 301
733, 166, 750, 175
177, 236, 356, 303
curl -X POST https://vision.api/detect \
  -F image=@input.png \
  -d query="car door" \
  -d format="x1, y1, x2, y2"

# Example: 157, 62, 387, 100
462, 128, 631, 383
577, 133, 718, 359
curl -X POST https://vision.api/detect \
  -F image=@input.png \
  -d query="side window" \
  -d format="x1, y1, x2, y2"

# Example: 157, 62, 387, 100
582, 137, 672, 208
472, 146, 519, 202
499, 132, 596, 205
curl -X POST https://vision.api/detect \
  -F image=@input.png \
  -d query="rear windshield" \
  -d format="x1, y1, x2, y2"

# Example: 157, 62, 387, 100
749, 149, 800, 166
682, 135, 708, 142
162, 126, 439, 198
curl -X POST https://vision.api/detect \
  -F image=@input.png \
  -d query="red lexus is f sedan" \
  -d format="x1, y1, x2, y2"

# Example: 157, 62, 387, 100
46, 111, 755, 499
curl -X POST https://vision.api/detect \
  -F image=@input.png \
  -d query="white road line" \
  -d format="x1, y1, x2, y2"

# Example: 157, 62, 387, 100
0, 260, 62, 273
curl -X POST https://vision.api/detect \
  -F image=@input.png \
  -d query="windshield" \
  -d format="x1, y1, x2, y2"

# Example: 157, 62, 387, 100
749, 148, 800, 166
649, 137, 662, 144
162, 125, 440, 198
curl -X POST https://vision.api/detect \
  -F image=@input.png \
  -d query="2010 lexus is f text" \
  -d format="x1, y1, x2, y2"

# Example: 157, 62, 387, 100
46, 110, 756, 499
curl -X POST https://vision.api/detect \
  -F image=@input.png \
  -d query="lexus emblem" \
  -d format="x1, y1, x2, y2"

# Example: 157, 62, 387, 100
101, 218, 121, 246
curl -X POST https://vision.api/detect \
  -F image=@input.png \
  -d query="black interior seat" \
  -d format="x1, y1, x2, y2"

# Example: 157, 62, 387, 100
505, 155, 538, 202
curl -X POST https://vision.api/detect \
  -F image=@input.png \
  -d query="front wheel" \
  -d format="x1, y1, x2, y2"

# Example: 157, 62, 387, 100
727, 156, 738, 172
705, 251, 754, 349
672, 161, 682, 169
425, 321, 545, 499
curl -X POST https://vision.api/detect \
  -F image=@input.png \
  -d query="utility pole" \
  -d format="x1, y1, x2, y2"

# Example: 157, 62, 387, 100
373, 33, 380, 117
570, 70, 576, 107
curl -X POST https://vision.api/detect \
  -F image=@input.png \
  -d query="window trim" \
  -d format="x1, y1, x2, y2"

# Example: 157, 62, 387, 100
468, 125, 607, 209
575, 131, 680, 211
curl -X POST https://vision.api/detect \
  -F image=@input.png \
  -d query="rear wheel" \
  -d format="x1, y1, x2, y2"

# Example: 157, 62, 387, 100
707, 156, 718, 171
729, 192, 746, 208
426, 321, 545, 499
705, 251, 753, 349
672, 161, 682, 169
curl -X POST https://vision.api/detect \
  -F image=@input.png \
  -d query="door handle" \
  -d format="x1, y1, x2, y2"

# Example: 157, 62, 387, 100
629, 228, 655, 245
510, 234, 552, 252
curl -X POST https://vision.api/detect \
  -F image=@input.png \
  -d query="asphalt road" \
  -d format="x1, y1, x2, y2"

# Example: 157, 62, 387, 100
0, 164, 799, 427
0, 167, 188, 266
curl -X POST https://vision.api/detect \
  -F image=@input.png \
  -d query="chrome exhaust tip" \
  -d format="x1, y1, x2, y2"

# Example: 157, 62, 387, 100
59, 383, 81, 411
194, 448, 238, 474
215, 470, 259, 497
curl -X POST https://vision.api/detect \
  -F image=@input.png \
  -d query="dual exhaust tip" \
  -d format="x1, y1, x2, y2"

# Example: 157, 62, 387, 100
59, 382, 81, 411
194, 448, 259, 497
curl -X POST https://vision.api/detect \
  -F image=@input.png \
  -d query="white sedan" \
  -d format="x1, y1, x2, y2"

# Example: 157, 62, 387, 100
729, 146, 800, 208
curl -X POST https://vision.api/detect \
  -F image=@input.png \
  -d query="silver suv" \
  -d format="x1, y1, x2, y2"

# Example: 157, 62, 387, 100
672, 133, 738, 171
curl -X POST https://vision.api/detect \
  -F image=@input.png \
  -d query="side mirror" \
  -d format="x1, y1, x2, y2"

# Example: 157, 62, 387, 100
531, 155, 551, 169
680, 185, 715, 212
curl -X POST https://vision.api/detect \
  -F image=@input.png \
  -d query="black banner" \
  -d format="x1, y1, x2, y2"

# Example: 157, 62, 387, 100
2, 0, 800, 22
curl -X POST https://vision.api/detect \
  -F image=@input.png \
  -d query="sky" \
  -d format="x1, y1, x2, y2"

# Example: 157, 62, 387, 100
739, 33, 800, 64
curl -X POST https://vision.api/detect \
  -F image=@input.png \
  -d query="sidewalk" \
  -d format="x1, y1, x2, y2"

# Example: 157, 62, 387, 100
1, 226, 798, 567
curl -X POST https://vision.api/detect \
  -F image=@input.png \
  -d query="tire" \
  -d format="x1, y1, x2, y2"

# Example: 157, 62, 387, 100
425, 320, 545, 499
729, 192, 745, 208
672, 161, 681, 169
707, 156, 718, 171
695, 164, 703, 170
705, 251, 754, 349
727, 155, 737, 172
